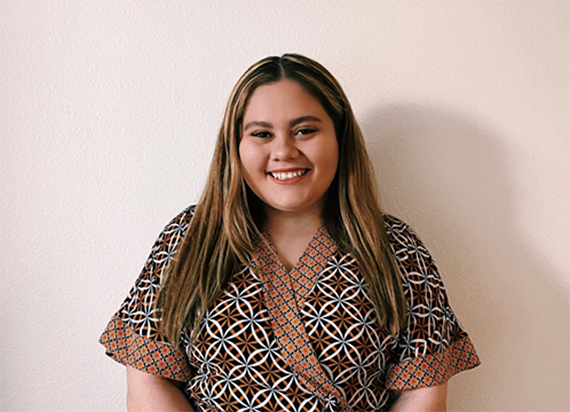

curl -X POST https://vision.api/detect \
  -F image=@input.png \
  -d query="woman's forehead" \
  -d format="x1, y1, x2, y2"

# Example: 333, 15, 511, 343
242, 79, 329, 124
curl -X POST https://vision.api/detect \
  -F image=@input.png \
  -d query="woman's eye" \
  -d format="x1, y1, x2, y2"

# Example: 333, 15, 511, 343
252, 131, 271, 138
295, 128, 316, 136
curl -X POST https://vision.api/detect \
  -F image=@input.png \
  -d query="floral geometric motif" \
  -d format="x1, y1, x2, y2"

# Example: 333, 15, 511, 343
99, 314, 192, 381
386, 337, 480, 390
253, 226, 352, 412
100, 207, 481, 411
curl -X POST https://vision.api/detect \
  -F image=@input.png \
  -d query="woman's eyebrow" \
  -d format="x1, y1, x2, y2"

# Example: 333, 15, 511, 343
244, 116, 322, 131
243, 121, 273, 131
290, 116, 321, 127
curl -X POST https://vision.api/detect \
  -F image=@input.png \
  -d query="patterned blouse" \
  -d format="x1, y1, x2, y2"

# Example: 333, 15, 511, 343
100, 206, 480, 411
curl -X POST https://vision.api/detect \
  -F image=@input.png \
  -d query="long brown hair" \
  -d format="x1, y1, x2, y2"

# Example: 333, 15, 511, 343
158, 54, 407, 345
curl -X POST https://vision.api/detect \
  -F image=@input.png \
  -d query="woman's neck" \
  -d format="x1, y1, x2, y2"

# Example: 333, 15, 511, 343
264, 208, 322, 238
263, 208, 324, 271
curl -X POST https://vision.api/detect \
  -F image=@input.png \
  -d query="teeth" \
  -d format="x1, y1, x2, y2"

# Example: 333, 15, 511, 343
271, 170, 306, 180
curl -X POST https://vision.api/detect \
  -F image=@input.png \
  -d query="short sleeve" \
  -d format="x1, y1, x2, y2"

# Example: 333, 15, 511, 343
383, 215, 481, 391
99, 206, 196, 382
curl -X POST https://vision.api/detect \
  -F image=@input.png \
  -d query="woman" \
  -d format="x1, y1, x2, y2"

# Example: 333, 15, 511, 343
100, 54, 480, 411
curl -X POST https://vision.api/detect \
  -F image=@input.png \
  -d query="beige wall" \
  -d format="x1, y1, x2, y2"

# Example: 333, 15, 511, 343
1, 1, 568, 411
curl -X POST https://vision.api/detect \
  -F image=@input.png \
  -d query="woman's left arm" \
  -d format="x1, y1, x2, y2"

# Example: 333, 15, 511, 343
389, 382, 447, 412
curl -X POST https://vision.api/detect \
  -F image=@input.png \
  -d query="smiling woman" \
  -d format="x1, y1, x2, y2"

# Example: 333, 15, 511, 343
99, 54, 480, 412
239, 79, 339, 231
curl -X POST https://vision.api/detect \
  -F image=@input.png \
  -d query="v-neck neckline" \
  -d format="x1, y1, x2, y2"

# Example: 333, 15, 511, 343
259, 225, 337, 276
253, 225, 338, 310
249, 225, 351, 412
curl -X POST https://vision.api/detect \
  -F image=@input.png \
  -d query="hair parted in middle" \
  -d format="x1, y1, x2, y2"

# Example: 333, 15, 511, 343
158, 53, 407, 345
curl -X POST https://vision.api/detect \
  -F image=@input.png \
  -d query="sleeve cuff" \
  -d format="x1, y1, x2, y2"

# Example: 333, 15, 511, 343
386, 336, 481, 390
99, 313, 192, 382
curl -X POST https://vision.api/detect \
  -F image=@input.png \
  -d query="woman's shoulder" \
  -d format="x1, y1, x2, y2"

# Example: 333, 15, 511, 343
381, 213, 418, 246
381, 213, 409, 230
149, 205, 197, 256
158, 205, 196, 235
381, 212, 438, 270
163, 204, 196, 230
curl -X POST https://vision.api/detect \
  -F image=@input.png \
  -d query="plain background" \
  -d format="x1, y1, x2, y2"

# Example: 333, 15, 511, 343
1, 1, 568, 411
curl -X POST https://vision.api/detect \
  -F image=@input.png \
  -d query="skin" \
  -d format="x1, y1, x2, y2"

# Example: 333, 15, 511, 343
126, 78, 448, 411
390, 383, 448, 411
126, 366, 194, 412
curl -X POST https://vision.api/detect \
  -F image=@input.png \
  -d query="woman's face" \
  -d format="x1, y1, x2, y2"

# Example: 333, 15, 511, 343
239, 78, 339, 219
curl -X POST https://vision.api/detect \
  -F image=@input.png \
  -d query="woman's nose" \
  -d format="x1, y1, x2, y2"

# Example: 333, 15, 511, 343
271, 134, 299, 161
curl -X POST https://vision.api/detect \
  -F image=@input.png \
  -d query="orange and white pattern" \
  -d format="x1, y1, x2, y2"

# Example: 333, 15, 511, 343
100, 206, 480, 411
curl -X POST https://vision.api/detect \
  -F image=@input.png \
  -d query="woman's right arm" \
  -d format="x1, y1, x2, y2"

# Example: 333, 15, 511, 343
126, 366, 195, 412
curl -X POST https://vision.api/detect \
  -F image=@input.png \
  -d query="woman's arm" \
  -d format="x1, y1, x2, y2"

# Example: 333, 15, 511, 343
389, 382, 447, 412
126, 365, 195, 412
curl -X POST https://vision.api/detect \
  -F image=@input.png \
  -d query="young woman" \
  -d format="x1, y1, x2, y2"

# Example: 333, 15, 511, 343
100, 54, 480, 412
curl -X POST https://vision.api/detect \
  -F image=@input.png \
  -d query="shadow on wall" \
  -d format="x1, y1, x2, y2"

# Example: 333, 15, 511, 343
362, 105, 569, 412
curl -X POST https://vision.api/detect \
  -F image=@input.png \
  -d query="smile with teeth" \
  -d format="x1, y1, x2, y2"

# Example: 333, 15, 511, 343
269, 169, 308, 180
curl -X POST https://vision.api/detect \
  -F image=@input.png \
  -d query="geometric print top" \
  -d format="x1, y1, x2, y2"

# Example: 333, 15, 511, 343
100, 205, 481, 411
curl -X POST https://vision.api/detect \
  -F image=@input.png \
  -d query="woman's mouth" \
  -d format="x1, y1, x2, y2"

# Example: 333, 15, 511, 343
268, 169, 308, 181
